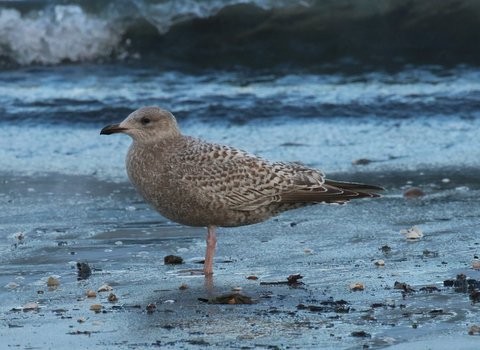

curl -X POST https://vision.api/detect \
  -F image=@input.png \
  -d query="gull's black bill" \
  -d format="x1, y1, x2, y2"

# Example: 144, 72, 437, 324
100, 124, 127, 135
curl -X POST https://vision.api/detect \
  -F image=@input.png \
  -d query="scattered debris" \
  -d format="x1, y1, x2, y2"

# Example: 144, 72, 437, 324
352, 158, 372, 165
98, 284, 113, 292
349, 282, 365, 291
422, 249, 438, 258
470, 290, 480, 303
297, 300, 350, 313
146, 303, 156, 313
394, 281, 415, 293
77, 317, 86, 323
400, 226, 423, 240
403, 187, 425, 198
77, 262, 92, 280
260, 274, 304, 287
287, 274, 304, 286
419, 285, 440, 293
164, 255, 184, 265
380, 245, 392, 254
443, 274, 480, 293
198, 293, 254, 304
67, 330, 98, 336
351, 331, 371, 338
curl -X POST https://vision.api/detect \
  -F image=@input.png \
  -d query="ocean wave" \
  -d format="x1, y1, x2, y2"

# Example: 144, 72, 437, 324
1, 0, 480, 68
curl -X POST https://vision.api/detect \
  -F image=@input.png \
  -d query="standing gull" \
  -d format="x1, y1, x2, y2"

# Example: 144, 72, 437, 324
101, 106, 383, 276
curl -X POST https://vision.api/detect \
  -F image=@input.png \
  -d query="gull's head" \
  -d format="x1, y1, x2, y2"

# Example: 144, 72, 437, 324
100, 106, 180, 142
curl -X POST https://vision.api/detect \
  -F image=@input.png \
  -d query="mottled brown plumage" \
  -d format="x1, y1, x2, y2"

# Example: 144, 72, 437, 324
101, 106, 383, 276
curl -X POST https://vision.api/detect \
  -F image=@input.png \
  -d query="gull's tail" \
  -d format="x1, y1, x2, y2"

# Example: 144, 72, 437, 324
280, 179, 384, 204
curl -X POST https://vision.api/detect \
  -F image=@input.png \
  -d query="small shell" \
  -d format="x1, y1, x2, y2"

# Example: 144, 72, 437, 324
86, 289, 97, 298
22, 302, 39, 311
374, 259, 385, 267
400, 226, 423, 240
472, 260, 480, 270
97, 284, 113, 292
5, 282, 20, 289
350, 282, 365, 291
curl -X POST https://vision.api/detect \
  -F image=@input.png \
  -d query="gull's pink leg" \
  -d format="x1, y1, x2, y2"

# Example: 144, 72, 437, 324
203, 225, 217, 276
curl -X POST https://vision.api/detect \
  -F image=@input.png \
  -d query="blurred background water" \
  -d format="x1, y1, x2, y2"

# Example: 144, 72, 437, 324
0, 0, 479, 181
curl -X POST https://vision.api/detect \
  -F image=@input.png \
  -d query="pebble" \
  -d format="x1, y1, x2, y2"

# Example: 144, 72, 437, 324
349, 282, 365, 291
90, 304, 102, 312
47, 276, 60, 287
108, 293, 118, 303
86, 289, 97, 298
164, 255, 184, 264
98, 284, 113, 292
374, 259, 385, 267
179, 283, 188, 290
468, 325, 480, 335
403, 187, 425, 198
146, 303, 156, 313
246, 275, 258, 280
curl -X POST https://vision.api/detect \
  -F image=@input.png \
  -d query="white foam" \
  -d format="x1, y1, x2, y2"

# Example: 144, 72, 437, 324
0, 5, 123, 65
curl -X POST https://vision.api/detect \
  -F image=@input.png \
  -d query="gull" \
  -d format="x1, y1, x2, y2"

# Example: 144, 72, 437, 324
101, 106, 383, 276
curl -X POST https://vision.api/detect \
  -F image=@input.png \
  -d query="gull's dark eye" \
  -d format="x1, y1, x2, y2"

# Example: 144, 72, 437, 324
141, 117, 151, 125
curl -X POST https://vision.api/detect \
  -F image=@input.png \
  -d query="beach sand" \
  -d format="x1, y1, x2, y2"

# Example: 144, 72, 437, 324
1, 168, 479, 349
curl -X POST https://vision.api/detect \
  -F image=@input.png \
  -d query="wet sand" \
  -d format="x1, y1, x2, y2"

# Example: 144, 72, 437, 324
1, 169, 480, 349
